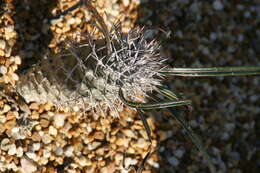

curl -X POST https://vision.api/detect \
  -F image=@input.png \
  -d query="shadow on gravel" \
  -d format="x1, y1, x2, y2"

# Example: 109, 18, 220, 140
13, 0, 58, 73
136, 1, 259, 173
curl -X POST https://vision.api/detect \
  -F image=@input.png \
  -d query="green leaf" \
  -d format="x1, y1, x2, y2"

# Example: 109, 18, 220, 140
160, 66, 260, 77
118, 88, 192, 110
158, 88, 216, 173
137, 110, 152, 142
156, 85, 183, 100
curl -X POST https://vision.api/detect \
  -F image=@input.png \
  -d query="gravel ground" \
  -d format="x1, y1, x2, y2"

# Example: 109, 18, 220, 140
0, 0, 259, 173
136, 0, 259, 172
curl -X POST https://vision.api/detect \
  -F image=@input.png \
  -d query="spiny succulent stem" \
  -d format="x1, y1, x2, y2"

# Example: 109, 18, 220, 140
84, 1, 112, 54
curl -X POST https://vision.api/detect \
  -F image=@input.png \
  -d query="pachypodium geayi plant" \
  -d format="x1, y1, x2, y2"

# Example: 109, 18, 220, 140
15, 1, 260, 173
16, 26, 167, 115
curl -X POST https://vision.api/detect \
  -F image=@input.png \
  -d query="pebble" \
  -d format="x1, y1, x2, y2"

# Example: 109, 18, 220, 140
64, 146, 74, 157
174, 148, 185, 158
48, 125, 58, 136
0, 138, 11, 151
115, 137, 130, 147
7, 144, 16, 155
88, 141, 102, 150
53, 114, 66, 128
42, 134, 53, 144
93, 131, 105, 140
67, 18, 76, 25
0, 39, 6, 49
158, 130, 173, 141
122, 129, 136, 138
20, 157, 37, 173
55, 147, 63, 156
32, 143, 41, 151
40, 119, 50, 128
29, 103, 39, 110
16, 147, 24, 157
0, 49, 4, 56
135, 138, 148, 149
168, 156, 179, 166
43, 149, 51, 158
0, 123, 6, 134
77, 156, 92, 167
26, 152, 38, 161
31, 132, 41, 142
0, 66, 7, 75
213, 0, 224, 11
122, 0, 130, 6
123, 157, 137, 169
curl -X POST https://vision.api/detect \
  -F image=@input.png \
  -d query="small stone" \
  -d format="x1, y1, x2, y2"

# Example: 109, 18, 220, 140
67, 18, 76, 25
93, 131, 105, 140
0, 39, 6, 49
44, 102, 53, 111
32, 143, 41, 151
116, 138, 130, 147
12, 73, 19, 81
123, 157, 138, 169
139, 130, 148, 139
95, 147, 105, 155
122, 0, 130, 6
1, 138, 11, 151
3, 104, 11, 113
14, 56, 21, 65
0, 123, 6, 134
42, 134, 53, 144
78, 156, 92, 167
55, 28, 62, 34
7, 144, 17, 155
31, 132, 41, 142
26, 152, 37, 161
168, 156, 179, 166
6, 111, 16, 120
8, 162, 18, 171
114, 153, 123, 165
20, 157, 37, 173
5, 45, 12, 57
135, 138, 148, 149
213, 0, 224, 10
158, 130, 173, 141
54, 114, 66, 128
174, 148, 185, 158
40, 119, 49, 128
64, 146, 74, 157
55, 147, 63, 156
62, 25, 71, 33
43, 149, 51, 158
88, 141, 102, 150
16, 147, 24, 157
0, 49, 4, 56
4, 120, 16, 130
73, 141, 83, 153
29, 103, 39, 110
48, 126, 58, 136
122, 129, 136, 138
75, 17, 82, 24
38, 157, 48, 165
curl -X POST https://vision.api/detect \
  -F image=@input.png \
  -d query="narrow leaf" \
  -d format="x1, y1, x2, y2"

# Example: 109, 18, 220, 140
137, 110, 152, 142
119, 89, 191, 110
160, 66, 260, 77
156, 85, 183, 100
158, 88, 216, 172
